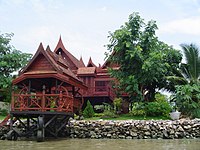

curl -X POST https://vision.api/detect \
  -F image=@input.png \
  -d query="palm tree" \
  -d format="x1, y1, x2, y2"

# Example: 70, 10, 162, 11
180, 43, 200, 83
167, 43, 200, 87
168, 43, 200, 118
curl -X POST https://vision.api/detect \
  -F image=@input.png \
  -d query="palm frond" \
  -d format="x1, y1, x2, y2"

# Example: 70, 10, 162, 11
166, 76, 188, 85
180, 43, 200, 82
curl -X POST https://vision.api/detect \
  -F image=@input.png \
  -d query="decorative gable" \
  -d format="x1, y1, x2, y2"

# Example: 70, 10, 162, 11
27, 54, 55, 72
19, 43, 59, 75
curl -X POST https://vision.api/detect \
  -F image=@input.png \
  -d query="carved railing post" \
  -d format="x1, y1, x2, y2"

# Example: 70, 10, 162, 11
11, 86, 15, 111
42, 85, 46, 112
58, 91, 63, 111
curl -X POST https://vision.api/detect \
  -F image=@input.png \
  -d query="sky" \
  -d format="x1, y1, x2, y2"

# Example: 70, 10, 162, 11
1, 0, 200, 65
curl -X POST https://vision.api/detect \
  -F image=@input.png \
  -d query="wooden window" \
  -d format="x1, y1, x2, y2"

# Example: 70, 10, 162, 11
95, 81, 106, 92
95, 81, 106, 86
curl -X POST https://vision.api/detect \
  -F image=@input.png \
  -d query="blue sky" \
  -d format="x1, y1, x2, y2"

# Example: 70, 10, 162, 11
1, 0, 200, 65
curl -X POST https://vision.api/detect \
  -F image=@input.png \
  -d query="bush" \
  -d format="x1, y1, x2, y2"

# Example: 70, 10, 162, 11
130, 93, 172, 117
145, 95, 171, 117
0, 108, 8, 116
99, 103, 118, 118
101, 110, 118, 119
94, 105, 104, 113
83, 100, 95, 118
130, 102, 146, 116
114, 98, 122, 113
172, 84, 200, 118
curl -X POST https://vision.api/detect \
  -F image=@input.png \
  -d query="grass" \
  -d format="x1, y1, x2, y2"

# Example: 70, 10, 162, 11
0, 115, 7, 120
84, 113, 170, 121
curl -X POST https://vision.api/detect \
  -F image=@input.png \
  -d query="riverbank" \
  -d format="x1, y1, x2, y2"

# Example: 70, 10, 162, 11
67, 119, 200, 139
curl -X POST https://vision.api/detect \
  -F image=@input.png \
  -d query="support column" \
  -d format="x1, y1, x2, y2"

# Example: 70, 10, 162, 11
42, 85, 46, 112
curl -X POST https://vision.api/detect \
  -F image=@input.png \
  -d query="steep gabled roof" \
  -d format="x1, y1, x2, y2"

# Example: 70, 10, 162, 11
17, 43, 82, 84
54, 36, 85, 69
19, 43, 60, 75
87, 57, 97, 67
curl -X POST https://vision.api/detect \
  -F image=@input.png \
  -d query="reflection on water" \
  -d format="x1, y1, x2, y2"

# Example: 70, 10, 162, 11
0, 139, 200, 150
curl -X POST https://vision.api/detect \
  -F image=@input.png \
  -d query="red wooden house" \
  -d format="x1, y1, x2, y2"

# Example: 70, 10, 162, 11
9, 41, 88, 141
54, 37, 120, 107
6, 37, 129, 141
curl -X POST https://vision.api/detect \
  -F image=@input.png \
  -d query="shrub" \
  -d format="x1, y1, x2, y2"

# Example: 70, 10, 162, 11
101, 110, 118, 119
130, 102, 146, 116
113, 98, 122, 113
172, 84, 200, 118
100, 103, 118, 118
83, 100, 95, 118
94, 105, 104, 113
0, 108, 8, 116
145, 94, 171, 117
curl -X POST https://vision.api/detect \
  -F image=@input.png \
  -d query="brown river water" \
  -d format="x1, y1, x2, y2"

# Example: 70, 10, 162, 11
0, 139, 200, 150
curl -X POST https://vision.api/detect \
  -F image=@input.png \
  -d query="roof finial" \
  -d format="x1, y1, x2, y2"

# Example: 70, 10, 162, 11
59, 34, 62, 41
87, 57, 96, 67
80, 56, 85, 67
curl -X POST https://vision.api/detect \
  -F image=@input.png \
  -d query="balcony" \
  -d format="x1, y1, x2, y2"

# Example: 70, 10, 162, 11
11, 93, 81, 113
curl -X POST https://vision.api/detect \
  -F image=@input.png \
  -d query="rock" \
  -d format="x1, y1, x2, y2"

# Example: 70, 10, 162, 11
106, 133, 112, 138
177, 126, 184, 132
163, 130, 168, 138
67, 119, 200, 139
126, 136, 132, 139
130, 131, 137, 137
144, 131, 151, 136
119, 135, 125, 139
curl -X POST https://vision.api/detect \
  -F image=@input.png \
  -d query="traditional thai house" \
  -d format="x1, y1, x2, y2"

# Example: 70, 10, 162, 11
53, 37, 120, 107
3, 37, 129, 141
9, 42, 87, 141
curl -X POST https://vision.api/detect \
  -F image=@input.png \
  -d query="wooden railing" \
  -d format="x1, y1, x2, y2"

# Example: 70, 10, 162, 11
11, 93, 78, 113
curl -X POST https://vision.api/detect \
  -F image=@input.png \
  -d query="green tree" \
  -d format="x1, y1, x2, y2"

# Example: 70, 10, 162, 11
169, 43, 200, 118
106, 12, 182, 102
0, 32, 32, 102
83, 100, 95, 118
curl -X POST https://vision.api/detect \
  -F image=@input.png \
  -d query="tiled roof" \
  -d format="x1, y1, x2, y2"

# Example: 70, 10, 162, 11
77, 67, 96, 75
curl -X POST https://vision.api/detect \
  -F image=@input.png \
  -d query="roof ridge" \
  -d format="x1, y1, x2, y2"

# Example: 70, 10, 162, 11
54, 37, 85, 68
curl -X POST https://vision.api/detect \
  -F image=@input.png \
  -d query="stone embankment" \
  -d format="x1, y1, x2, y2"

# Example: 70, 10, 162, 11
67, 119, 200, 139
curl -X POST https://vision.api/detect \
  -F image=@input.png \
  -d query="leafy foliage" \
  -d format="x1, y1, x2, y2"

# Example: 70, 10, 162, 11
83, 100, 95, 118
113, 97, 122, 112
0, 32, 32, 102
145, 101, 171, 117
130, 93, 171, 117
171, 83, 200, 118
0, 108, 8, 116
130, 102, 146, 116
167, 43, 200, 86
168, 43, 200, 118
106, 12, 182, 102
180, 43, 200, 83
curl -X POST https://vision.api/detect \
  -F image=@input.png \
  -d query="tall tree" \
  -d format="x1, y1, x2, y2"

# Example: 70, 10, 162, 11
106, 12, 182, 102
0, 32, 32, 101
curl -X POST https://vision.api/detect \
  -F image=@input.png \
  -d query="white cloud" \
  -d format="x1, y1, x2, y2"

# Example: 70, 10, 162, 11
159, 17, 200, 35
31, 0, 46, 13
99, 6, 107, 12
